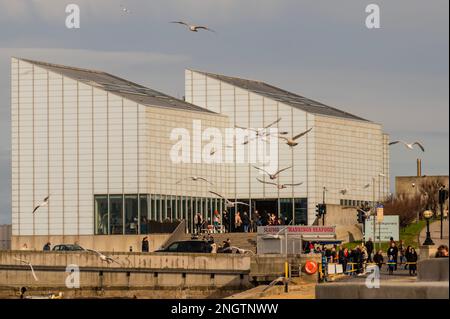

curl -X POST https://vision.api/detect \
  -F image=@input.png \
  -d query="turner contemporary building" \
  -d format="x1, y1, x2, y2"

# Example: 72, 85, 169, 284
11, 58, 389, 249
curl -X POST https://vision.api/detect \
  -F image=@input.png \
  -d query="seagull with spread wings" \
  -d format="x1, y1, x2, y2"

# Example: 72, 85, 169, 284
278, 127, 313, 147
389, 140, 425, 152
120, 4, 131, 14
170, 21, 215, 33
256, 178, 303, 189
14, 258, 38, 281
209, 191, 250, 208
32, 195, 49, 214
252, 165, 292, 180
85, 249, 122, 265
176, 176, 213, 185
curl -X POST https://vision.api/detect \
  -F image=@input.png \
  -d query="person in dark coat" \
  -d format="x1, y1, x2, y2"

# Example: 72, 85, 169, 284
387, 242, 399, 270
365, 238, 374, 262
373, 250, 384, 270
407, 248, 418, 276
242, 212, 250, 233
43, 242, 51, 251
223, 211, 230, 233
141, 236, 149, 252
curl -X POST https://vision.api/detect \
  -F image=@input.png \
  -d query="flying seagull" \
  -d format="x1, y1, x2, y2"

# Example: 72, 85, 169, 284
85, 249, 122, 265
209, 191, 250, 208
256, 178, 303, 189
389, 140, 425, 152
176, 176, 213, 185
120, 4, 131, 14
32, 196, 49, 214
278, 127, 313, 147
14, 258, 38, 281
170, 21, 215, 33
252, 165, 292, 180
235, 118, 283, 138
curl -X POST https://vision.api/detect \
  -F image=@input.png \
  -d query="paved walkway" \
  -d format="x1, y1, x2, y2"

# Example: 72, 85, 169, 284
419, 220, 449, 247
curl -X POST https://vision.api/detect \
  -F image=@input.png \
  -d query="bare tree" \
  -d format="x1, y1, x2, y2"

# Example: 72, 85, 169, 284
383, 194, 426, 228
419, 178, 447, 215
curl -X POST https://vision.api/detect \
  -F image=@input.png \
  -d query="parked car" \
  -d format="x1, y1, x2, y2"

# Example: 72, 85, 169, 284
52, 244, 85, 251
155, 240, 212, 253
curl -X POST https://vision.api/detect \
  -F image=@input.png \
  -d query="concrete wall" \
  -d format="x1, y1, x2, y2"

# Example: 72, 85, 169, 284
0, 250, 252, 292
324, 204, 359, 226
0, 225, 11, 250
11, 234, 170, 252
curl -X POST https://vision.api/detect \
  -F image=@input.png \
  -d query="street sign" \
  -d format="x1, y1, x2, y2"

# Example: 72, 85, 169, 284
376, 204, 384, 223
365, 215, 399, 241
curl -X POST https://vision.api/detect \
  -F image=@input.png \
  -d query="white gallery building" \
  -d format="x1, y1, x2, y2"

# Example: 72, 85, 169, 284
11, 58, 389, 248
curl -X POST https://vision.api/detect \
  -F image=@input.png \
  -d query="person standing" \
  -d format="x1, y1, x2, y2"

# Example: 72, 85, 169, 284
407, 248, 418, 276
242, 212, 250, 233
141, 236, 149, 252
43, 242, 51, 251
373, 250, 384, 270
387, 242, 399, 270
223, 211, 230, 233
404, 245, 412, 269
365, 238, 374, 263
194, 212, 203, 235
235, 212, 242, 232
339, 247, 349, 274
398, 240, 405, 268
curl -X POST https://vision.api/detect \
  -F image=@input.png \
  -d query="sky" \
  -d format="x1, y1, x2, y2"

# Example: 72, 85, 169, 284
0, 0, 448, 224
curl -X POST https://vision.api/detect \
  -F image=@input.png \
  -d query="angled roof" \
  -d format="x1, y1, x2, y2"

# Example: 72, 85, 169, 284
17, 58, 216, 114
191, 70, 369, 122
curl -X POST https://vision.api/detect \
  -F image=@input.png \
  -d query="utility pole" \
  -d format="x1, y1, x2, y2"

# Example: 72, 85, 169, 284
439, 186, 449, 240
372, 177, 376, 250
322, 187, 326, 226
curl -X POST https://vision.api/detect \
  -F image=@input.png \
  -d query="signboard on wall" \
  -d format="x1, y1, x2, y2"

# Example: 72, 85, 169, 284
257, 225, 336, 236
365, 215, 399, 241
376, 204, 384, 222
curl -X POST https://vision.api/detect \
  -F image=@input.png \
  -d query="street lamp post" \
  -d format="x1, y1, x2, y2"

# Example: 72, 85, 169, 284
422, 210, 435, 245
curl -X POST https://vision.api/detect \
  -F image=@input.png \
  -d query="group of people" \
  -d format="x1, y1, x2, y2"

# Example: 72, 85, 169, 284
221, 210, 289, 233
307, 237, 425, 276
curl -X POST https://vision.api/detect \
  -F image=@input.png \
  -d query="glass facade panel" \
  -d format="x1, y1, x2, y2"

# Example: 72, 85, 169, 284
94, 195, 108, 234
294, 198, 308, 225
125, 195, 138, 234
279, 198, 293, 225
140, 194, 149, 234
109, 195, 123, 234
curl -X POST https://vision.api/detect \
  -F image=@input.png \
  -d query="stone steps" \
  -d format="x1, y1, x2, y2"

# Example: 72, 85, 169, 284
182, 232, 257, 252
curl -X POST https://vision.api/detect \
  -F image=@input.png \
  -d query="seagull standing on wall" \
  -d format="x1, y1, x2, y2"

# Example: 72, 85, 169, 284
389, 140, 425, 152
170, 21, 215, 33
32, 196, 49, 214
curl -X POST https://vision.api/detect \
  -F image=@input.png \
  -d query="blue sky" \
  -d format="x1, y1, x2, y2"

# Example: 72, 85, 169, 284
0, 0, 448, 224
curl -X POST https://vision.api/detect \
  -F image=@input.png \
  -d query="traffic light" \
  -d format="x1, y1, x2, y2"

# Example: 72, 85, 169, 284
357, 209, 366, 223
315, 204, 326, 217
315, 204, 321, 217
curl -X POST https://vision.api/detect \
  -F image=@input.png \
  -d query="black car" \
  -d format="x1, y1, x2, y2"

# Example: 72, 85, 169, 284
155, 240, 212, 253
52, 244, 85, 251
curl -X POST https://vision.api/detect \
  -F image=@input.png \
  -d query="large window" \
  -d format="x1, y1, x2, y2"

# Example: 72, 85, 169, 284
140, 194, 148, 234
95, 195, 108, 234
109, 195, 123, 234
294, 198, 308, 225
280, 198, 293, 225
125, 195, 138, 234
